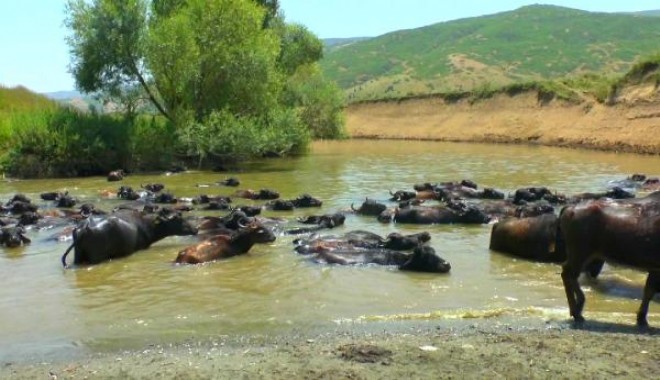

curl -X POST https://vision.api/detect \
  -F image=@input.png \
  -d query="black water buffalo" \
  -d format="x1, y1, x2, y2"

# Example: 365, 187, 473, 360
351, 198, 387, 216
568, 186, 635, 203
436, 187, 505, 201
513, 187, 566, 205
389, 190, 417, 202
291, 194, 323, 208
218, 177, 240, 187
107, 169, 125, 181
286, 213, 346, 235
40, 191, 66, 201
378, 204, 490, 224
142, 183, 165, 193
233, 205, 262, 217
56, 193, 77, 208
61, 208, 198, 266
192, 194, 232, 205
0, 225, 31, 247
297, 240, 450, 273
174, 221, 275, 264
117, 186, 142, 201
559, 191, 660, 326
269, 200, 295, 211
294, 230, 431, 252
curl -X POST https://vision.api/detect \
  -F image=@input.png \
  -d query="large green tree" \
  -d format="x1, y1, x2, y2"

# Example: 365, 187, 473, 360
65, 0, 345, 163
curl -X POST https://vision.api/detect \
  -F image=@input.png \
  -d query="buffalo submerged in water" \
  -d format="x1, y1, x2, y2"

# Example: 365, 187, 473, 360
293, 230, 450, 273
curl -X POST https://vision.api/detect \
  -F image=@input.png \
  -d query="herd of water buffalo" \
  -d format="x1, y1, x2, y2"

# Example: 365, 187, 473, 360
1, 171, 659, 326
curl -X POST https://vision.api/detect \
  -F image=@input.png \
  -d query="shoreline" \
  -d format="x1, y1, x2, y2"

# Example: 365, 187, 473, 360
345, 91, 660, 155
4, 316, 659, 379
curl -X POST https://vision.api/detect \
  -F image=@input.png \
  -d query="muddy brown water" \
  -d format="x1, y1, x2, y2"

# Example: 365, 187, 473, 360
1, 140, 659, 362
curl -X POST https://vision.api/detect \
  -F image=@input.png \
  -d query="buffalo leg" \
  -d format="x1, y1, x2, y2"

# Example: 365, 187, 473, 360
636, 272, 659, 327
561, 262, 585, 323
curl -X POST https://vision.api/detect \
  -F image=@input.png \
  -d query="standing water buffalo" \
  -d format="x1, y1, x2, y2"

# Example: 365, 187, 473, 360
174, 221, 276, 264
559, 191, 660, 326
61, 208, 198, 267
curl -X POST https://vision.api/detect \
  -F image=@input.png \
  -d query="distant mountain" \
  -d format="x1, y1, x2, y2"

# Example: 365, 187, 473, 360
320, 5, 660, 101
629, 10, 660, 17
42, 90, 83, 100
322, 37, 371, 52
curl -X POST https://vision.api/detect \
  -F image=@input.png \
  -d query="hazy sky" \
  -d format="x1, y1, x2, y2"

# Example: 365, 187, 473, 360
1, 0, 658, 93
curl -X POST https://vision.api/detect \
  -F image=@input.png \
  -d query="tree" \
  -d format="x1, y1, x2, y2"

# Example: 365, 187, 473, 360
65, 0, 345, 166
65, 0, 171, 120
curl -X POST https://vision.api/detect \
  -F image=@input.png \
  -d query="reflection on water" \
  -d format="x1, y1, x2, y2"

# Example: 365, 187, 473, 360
0, 140, 659, 361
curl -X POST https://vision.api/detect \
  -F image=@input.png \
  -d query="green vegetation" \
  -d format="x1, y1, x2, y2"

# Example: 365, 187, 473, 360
0, 0, 346, 178
0, 86, 176, 177
322, 5, 660, 101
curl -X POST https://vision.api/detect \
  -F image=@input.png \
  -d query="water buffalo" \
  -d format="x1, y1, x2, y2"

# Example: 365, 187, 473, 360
269, 200, 295, 211
234, 189, 280, 200
378, 204, 491, 224
107, 169, 125, 181
117, 186, 142, 201
286, 213, 346, 235
61, 208, 198, 267
559, 191, 660, 326
142, 183, 165, 193
351, 198, 387, 216
174, 221, 276, 264
568, 186, 635, 203
218, 177, 240, 187
513, 187, 566, 205
389, 190, 417, 202
0, 225, 31, 247
297, 240, 450, 273
489, 214, 561, 262
294, 230, 431, 252
291, 194, 323, 208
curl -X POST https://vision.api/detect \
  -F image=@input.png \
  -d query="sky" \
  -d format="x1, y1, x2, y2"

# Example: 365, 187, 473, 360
1, 0, 658, 93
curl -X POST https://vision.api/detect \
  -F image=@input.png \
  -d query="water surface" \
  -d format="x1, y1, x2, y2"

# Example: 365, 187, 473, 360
1, 140, 658, 362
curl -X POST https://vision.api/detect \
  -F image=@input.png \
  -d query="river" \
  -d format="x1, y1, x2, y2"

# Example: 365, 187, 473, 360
0, 140, 658, 362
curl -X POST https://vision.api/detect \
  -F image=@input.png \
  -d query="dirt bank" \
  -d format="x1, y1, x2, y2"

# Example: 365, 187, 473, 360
346, 89, 660, 154
3, 318, 659, 379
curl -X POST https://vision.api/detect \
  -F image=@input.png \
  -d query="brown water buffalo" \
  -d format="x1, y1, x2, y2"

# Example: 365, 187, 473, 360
107, 169, 125, 181
61, 208, 198, 267
174, 221, 276, 264
490, 214, 561, 262
559, 191, 660, 326
0, 225, 31, 247
234, 189, 280, 200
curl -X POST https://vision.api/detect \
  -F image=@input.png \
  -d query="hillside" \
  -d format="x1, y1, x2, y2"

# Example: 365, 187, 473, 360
321, 5, 660, 102
0, 85, 57, 113
345, 58, 660, 154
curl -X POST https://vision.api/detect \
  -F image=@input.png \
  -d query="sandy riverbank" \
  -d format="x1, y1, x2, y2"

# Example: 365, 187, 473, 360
3, 317, 659, 379
346, 89, 660, 155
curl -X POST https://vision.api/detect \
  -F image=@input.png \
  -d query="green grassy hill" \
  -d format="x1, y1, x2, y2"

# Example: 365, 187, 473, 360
320, 5, 660, 101
0, 85, 57, 113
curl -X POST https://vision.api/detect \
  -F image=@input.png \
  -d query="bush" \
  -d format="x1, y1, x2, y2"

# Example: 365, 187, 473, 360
176, 107, 310, 168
